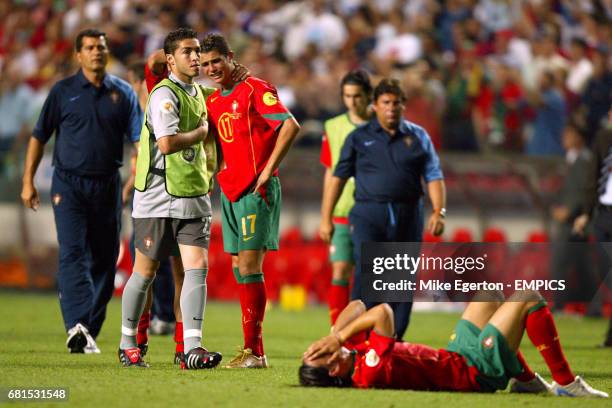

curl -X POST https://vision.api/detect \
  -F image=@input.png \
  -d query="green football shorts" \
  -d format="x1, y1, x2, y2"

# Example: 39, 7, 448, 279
221, 177, 281, 254
446, 319, 523, 392
330, 223, 354, 263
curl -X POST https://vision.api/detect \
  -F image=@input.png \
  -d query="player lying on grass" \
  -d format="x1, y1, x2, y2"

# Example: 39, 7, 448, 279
300, 292, 608, 397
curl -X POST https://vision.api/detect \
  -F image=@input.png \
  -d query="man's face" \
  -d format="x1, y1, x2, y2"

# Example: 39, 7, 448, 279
372, 93, 404, 130
76, 36, 108, 73
342, 84, 369, 118
201, 50, 233, 87
302, 349, 353, 378
167, 38, 201, 80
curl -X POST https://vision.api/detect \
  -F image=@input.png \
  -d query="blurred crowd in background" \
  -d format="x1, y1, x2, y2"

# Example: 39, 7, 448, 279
1, 0, 611, 169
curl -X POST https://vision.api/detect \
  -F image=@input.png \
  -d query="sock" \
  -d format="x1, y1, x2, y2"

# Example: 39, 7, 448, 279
241, 273, 266, 357
180, 268, 207, 353
525, 303, 575, 385
514, 350, 536, 382
120, 272, 154, 350
174, 321, 184, 353
137, 311, 150, 346
328, 279, 350, 325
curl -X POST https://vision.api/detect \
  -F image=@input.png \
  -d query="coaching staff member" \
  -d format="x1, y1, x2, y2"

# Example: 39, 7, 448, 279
20, 29, 141, 353
320, 78, 446, 340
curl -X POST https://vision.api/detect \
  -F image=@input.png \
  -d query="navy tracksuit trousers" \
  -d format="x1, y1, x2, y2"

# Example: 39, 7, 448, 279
349, 199, 424, 341
51, 169, 122, 338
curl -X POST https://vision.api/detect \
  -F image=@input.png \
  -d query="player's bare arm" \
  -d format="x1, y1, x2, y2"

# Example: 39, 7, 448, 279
304, 303, 394, 362
20, 136, 45, 211
319, 176, 348, 243
253, 117, 300, 191
157, 120, 209, 155
426, 179, 446, 236
147, 49, 167, 75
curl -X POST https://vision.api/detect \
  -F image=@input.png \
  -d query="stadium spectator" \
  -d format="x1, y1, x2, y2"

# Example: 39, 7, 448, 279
0, 69, 35, 174
300, 296, 608, 397
565, 38, 594, 97
201, 32, 301, 368
525, 70, 567, 156
119, 27, 221, 369
20, 28, 141, 354
319, 69, 372, 325
319, 78, 446, 340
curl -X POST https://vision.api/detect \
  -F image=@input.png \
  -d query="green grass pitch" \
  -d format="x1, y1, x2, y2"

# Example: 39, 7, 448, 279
0, 293, 610, 407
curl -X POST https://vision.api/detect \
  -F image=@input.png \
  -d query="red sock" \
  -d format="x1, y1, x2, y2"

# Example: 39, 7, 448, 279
328, 280, 349, 325
525, 304, 575, 385
241, 280, 266, 356
174, 321, 184, 353
137, 312, 150, 346
514, 350, 536, 381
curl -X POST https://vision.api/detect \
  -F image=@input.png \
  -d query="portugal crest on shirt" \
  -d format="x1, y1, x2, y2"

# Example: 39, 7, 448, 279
365, 349, 380, 367
482, 336, 494, 349
110, 90, 120, 104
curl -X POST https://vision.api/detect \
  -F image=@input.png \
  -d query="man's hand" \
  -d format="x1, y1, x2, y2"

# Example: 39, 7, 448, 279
303, 334, 342, 362
198, 119, 209, 141
427, 213, 445, 236
21, 182, 40, 211
573, 214, 589, 236
253, 166, 272, 194
231, 62, 250, 82
319, 218, 335, 243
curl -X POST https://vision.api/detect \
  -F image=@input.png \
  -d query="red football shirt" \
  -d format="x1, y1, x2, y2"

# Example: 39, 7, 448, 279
350, 331, 482, 391
206, 77, 292, 202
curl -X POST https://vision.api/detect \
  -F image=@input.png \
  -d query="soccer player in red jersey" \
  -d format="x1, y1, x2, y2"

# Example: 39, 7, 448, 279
300, 293, 608, 397
201, 33, 301, 368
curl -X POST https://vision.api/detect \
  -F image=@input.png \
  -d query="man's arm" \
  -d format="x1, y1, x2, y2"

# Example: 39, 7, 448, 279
157, 122, 209, 155
20, 137, 45, 210
426, 179, 446, 236
304, 304, 394, 361
147, 49, 167, 76
319, 175, 347, 243
253, 117, 300, 191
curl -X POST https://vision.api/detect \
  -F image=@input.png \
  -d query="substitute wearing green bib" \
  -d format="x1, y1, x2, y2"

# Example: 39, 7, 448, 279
135, 78, 217, 197
324, 113, 356, 219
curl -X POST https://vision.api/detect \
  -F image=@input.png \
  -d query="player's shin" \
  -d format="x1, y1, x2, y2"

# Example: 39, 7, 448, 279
120, 272, 154, 349
242, 273, 266, 357
180, 268, 207, 352
525, 302, 575, 385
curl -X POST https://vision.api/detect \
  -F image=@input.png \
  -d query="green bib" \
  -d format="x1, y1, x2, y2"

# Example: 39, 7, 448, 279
324, 113, 357, 218
135, 79, 217, 198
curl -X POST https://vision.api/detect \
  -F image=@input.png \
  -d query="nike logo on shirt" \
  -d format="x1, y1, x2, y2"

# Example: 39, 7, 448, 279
364, 140, 375, 146
69, 95, 81, 102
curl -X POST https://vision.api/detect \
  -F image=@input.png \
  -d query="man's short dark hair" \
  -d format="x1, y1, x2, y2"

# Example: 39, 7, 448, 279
373, 78, 406, 102
201, 33, 232, 56
298, 364, 352, 388
164, 27, 198, 55
75, 29, 106, 52
340, 69, 373, 98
